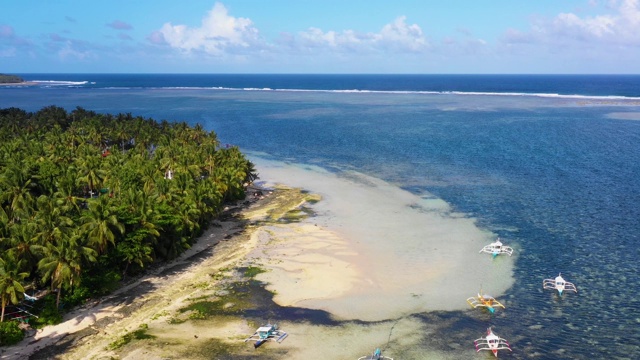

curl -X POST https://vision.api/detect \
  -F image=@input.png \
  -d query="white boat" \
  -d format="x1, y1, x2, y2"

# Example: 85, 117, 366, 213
479, 238, 513, 257
543, 273, 577, 295
244, 323, 288, 348
474, 327, 512, 358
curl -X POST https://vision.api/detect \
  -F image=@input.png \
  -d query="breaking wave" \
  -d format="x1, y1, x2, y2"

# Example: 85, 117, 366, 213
32, 80, 90, 87
150, 86, 640, 101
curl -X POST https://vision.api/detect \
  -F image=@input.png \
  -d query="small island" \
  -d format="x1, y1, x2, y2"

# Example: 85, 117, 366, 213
0, 73, 24, 83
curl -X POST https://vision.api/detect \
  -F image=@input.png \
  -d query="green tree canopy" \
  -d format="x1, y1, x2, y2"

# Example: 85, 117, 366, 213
0, 106, 258, 313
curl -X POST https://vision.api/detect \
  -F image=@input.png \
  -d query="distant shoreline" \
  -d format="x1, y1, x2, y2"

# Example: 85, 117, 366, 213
0, 81, 37, 86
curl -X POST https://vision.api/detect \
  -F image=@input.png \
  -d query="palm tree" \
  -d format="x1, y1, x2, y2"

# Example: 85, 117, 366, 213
157, 143, 181, 176
193, 179, 222, 223
202, 153, 216, 178
33, 195, 73, 246
34, 158, 62, 196
7, 222, 39, 273
36, 233, 97, 308
47, 139, 75, 167
0, 161, 35, 221
75, 149, 106, 196
176, 197, 201, 239
114, 120, 131, 153
154, 177, 178, 205
86, 123, 106, 149
0, 255, 29, 322
33, 105, 68, 129
53, 166, 82, 214
0, 205, 9, 240
139, 162, 161, 194
116, 188, 160, 275
116, 188, 160, 274
80, 196, 124, 254
0, 107, 28, 136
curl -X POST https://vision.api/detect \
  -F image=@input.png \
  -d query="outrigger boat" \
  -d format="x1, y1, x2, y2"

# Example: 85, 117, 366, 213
479, 238, 513, 257
474, 327, 512, 358
467, 289, 505, 314
244, 323, 288, 348
543, 273, 577, 295
357, 348, 394, 360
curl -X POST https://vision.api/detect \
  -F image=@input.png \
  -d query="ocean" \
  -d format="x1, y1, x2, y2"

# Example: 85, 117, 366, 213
2, 74, 640, 359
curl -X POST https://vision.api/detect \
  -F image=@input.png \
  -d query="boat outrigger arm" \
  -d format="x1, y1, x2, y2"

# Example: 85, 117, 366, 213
543, 273, 577, 295
244, 324, 288, 348
466, 290, 506, 314
479, 238, 513, 257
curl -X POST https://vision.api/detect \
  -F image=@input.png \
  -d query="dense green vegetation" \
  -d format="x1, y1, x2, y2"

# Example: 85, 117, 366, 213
0, 106, 258, 326
0, 74, 24, 84
0, 320, 24, 345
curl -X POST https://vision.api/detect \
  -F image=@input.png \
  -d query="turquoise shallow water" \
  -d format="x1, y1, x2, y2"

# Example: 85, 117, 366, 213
2, 75, 640, 359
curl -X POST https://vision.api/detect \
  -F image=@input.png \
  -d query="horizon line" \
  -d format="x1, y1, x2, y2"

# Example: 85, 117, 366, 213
7, 72, 640, 76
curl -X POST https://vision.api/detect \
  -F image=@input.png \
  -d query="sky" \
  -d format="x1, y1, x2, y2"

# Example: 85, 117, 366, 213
1, 0, 640, 74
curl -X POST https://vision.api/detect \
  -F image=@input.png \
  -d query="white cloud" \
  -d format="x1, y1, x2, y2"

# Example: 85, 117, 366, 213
377, 16, 428, 52
295, 27, 371, 51
153, 2, 260, 56
505, 0, 640, 47
40, 32, 96, 62
492, 0, 640, 73
553, 12, 616, 38
57, 41, 91, 60
151, 4, 429, 61
289, 16, 428, 54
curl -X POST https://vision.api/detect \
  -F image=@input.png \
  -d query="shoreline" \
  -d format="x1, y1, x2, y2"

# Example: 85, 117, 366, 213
2, 162, 515, 359
1, 185, 288, 360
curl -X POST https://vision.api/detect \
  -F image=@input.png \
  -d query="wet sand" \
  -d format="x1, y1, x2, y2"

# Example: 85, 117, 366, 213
251, 158, 514, 321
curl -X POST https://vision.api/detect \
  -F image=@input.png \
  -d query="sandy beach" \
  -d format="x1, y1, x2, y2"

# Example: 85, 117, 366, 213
0, 82, 37, 86
2, 185, 300, 360
1, 161, 514, 360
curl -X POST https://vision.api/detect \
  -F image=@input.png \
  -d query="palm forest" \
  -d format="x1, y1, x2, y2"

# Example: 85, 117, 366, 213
0, 106, 258, 341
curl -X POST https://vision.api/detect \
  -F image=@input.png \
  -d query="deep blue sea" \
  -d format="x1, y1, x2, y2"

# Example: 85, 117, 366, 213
2, 74, 640, 359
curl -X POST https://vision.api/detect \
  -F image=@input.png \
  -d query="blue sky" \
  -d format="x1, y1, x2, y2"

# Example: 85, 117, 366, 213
1, 0, 639, 73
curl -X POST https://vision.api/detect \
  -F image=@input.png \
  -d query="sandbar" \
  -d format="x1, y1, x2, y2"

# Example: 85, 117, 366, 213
0, 82, 37, 87
250, 158, 515, 321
